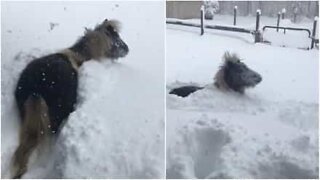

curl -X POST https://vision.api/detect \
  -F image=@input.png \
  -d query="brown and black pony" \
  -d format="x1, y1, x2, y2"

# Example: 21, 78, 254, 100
12, 19, 129, 178
169, 52, 262, 97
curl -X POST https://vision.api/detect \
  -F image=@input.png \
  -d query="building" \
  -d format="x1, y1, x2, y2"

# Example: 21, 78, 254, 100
166, 1, 319, 19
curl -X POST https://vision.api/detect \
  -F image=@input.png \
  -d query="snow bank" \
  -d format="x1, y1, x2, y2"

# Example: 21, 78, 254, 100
166, 16, 318, 178
2, 1, 164, 178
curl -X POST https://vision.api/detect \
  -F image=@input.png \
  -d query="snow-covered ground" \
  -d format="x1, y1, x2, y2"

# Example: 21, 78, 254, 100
1, 1, 164, 178
166, 15, 319, 178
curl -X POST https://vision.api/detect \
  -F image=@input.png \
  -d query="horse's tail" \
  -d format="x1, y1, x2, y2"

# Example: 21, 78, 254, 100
12, 95, 50, 179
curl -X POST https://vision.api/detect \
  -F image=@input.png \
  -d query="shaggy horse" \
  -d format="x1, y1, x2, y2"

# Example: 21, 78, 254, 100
12, 19, 129, 178
169, 52, 262, 97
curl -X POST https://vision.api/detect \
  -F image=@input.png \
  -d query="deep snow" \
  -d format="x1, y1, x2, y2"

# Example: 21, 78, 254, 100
1, 1, 164, 178
166, 15, 318, 178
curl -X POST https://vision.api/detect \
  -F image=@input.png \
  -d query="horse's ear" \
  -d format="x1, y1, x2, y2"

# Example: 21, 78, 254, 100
84, 27, 90, 33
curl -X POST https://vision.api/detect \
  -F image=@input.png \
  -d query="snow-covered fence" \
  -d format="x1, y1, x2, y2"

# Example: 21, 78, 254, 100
168, 5, 320, 47
167, 7, 263, 43
262, 24, 318, 50
201, 5, 204, 35
281, 8, 286, 19
254, 9, 262, 43
262, 26, 311, 37
277, 12, 281, 32
311, 17, 318, 49
233, 6, 237, 26
203, 5, 257, 36
255, 9, 261, 32
293, 7, 298, 23
166, 19, 253, 34
205, 24, 252, 34
167, 3, 318, 49
166, 20, 201, 28
262, 15, 318, 49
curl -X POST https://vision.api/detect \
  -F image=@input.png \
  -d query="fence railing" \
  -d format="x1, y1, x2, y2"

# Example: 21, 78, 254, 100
167, 5, 318, 49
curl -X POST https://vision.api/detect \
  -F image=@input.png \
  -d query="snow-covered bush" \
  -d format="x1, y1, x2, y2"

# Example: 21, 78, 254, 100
203, 0, 219, 20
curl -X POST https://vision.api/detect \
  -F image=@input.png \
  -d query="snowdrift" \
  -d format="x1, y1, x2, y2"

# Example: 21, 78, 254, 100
166, 16, 318, 178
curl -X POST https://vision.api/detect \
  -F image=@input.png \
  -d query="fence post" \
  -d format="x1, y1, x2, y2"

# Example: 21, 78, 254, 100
255, 9, 261, 43
277, 12, 280, 32
293, 7, 298, 23
281, 8, 286, 19
311, 16, 318, 49
200, 5, 204, 35
255, 9, 261, 32
234, 6, 237, 26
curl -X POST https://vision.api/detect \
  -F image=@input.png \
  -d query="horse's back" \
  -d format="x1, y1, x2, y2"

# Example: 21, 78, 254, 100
169, 85, 204, 97
15, 53, 78, 131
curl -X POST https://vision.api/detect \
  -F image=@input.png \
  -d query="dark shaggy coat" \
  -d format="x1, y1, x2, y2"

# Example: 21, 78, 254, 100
169, 86, 204, 97
15, 53, 78, 133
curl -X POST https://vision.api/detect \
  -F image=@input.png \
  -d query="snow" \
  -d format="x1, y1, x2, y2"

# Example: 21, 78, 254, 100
1, 1, 164, 178
257, 9, 261, 15
201, 5, 204, 11
282, 8, 286, 13
166, 15, 318, 178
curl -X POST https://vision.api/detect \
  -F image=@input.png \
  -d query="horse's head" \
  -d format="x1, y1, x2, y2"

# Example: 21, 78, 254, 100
215, 52, 262, 93
94, 19, 129, 59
